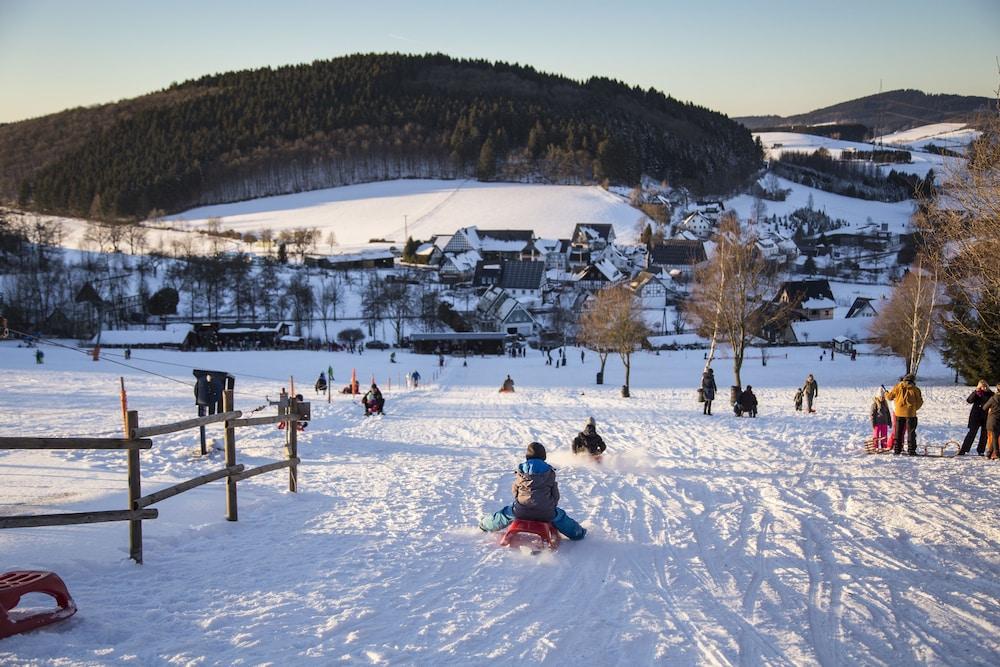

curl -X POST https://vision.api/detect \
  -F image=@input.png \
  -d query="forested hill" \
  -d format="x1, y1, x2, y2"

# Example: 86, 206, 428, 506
1, 53, 761, 220
735, 89, 991, 133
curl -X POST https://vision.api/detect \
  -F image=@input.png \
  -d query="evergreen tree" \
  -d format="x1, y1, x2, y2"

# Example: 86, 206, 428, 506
476, 138, 496, 181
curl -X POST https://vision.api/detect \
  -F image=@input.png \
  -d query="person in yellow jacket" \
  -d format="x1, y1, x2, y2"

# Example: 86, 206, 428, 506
885, 373, 923, 455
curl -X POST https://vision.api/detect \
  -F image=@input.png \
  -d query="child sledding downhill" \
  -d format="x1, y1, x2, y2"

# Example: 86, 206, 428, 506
362, 383, 385, 416
479, 442, 586, 542
499, 375, 515, 393
572, 417, 606, 458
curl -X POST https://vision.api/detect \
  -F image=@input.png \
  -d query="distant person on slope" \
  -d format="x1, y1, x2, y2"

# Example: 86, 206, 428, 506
500, 375, 515, 393
410, 370, 421, 389
572, 417, 607, 457
802, 374, 819, 413
479, 442, 586, 540
314, 372, 328, 394
793, 388, 804, 412
701, 368, 717, 415
885, 374, 923, 455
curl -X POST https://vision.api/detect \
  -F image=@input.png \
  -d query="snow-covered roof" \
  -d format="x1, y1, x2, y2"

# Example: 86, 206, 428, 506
789, 318, 874, 343
442, 250, 482, 273
800, 298, 837, 310
93, 324, 193, 346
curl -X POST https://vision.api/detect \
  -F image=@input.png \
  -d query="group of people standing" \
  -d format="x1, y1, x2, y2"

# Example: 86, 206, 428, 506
961, 380, 1000, 459
869, 374, 924, 455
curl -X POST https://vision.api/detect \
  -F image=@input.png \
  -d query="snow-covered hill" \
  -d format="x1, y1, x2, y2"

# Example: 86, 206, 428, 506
754, 130, 961, 178
165, 179, 649, 245
1, 343, 997, 665
875, 123, 981, 151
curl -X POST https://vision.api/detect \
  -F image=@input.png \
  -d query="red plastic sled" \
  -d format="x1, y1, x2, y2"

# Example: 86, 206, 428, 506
0, 571, 77, 639
499, 519, 560, 551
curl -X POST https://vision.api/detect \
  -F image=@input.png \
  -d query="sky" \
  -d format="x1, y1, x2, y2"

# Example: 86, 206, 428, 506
0, 0, 997, 124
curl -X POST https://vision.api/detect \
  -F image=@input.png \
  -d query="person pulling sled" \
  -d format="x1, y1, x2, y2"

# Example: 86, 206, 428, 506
362, 383, 384, 416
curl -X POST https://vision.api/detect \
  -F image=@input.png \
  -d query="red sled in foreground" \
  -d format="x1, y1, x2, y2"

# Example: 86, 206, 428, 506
499, 519, 560, 551
0, 571, 77, 639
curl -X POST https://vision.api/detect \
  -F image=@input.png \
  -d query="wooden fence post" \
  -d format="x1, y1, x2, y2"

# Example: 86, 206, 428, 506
286, 397, 298, 493
223, 389, 238, 521
126, 410, 143, 563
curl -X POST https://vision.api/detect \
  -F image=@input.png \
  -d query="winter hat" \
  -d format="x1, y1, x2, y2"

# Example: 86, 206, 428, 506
525, 442, 547, 460
903, 374, 915, 383
585, 416, 596, 429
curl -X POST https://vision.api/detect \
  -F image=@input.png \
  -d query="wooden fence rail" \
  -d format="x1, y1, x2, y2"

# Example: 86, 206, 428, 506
0, 437, 152, 450
0, 509, 158, 529
0, 389, 307, 564
132, 411, 242, 439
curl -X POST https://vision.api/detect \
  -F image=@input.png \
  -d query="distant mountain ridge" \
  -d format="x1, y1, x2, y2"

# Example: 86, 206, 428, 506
0, 53, 761, 219
735, 89, 991, 134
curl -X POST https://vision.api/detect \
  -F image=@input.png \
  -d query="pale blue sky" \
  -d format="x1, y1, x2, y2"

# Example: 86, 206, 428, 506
0, 0, 997, 124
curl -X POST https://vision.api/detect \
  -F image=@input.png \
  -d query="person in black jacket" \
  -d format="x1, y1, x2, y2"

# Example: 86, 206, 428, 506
571, 417, 607, 456
701, 368, 717, 415
959, 379, 994, 455
983, 385, 1000, 460
737, 386, 758, 417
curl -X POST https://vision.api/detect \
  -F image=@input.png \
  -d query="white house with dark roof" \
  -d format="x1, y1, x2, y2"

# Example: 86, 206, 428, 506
476, 286, 537, 336
496, 260, 546, 301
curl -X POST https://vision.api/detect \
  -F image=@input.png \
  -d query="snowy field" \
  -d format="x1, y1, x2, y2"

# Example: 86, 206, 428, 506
725, 174, 916, 234
165, 179, 648, 245
1, 341, 998, 665
754, 130, 962, 179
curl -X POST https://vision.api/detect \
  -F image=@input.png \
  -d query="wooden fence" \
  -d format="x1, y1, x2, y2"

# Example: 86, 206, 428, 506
0, 389, 307, 563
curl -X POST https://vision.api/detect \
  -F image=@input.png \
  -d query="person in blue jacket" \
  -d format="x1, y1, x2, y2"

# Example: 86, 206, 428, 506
479, 442, 586, 540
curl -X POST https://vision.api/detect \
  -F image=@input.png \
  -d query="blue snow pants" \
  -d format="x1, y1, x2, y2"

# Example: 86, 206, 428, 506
479, 505, 586, 540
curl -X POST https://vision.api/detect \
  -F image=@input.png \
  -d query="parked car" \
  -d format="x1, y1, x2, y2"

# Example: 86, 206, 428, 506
365, 340, 390, 350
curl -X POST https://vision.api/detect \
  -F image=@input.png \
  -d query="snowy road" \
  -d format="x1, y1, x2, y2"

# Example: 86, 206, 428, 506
1, 345, 998, 665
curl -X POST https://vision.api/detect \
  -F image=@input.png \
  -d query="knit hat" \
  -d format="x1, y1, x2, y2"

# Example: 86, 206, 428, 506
585, 416, 596, 429
903, 374, 915, 383
525, 442, 547, 460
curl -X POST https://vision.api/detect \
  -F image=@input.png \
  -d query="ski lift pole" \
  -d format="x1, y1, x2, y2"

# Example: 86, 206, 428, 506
327, 365, 333, 404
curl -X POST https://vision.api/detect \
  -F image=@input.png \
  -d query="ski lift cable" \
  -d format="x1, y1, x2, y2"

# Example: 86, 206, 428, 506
7, 328, 296, 410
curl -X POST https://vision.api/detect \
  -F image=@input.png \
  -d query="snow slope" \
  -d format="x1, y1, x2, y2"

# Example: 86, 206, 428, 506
725, 175, 915, 233
755, 131, 960, 178
1, 342, 998, 665
165, 179, 649, 246
876, 123, 981, 151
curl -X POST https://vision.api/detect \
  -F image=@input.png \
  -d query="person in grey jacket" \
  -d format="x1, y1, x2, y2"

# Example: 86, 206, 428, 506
870, 387, 892, 449
802, 374, 818, 413
701, 368, 717, 415
478, 442, 586, 540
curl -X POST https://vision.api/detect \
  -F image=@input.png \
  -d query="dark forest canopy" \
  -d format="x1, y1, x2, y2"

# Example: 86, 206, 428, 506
1, 53, 762, 219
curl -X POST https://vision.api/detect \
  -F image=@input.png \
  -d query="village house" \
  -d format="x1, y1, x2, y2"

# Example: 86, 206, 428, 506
573, 257, 625, 291
675, 212, 715, 239
776, 279, 837, 320
628, 271, 670, 309
495, 260, 546, 301
476, 286, 537, 336
569, 223, 616, 269
845, 296, 879, 318
647, 240, 707, 277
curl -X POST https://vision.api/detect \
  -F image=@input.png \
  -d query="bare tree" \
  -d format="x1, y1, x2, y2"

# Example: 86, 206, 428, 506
871, 256, 940, 377
382, 281, 414, 345
579, 285, 649, 396
124, 224, 149, 256
317, 275, 342, 341
689, 212, 787, 389
917, 83, 1000, 341
325, 230, 338, 252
